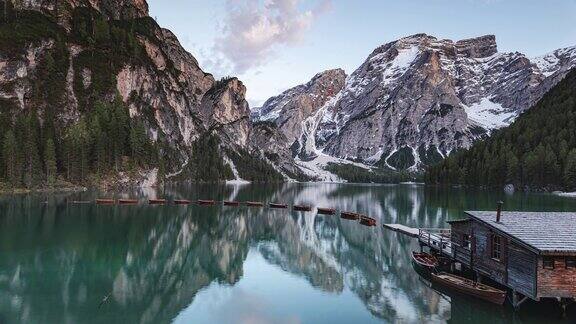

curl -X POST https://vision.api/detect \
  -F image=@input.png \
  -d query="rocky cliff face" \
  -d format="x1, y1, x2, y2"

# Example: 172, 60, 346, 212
15, 0, 149, 28
253, 69, 346, 159
255, 34, 576, 172
0, 0, 287, 184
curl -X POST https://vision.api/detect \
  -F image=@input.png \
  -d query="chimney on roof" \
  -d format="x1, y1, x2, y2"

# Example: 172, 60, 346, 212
496, 201, 503, 222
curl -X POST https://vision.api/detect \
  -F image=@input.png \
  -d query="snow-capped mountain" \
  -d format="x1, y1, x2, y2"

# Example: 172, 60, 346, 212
253, 34, 576, 172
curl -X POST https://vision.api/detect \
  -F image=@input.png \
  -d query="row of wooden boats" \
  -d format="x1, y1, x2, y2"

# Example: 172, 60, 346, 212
93, 198, 377, 226
84, 197, 380, 224
411, 251, 507, 305
339, 211, 377, 227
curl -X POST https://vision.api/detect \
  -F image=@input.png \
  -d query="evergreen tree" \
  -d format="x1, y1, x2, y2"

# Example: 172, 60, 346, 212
93, 18, 110, 43
64, 119, 90, 182
130, 119, 149, 167
506, 152, 520, 185
24, 110, 43, 188
2, 130, 17, 186
45, 138, 57, 187
565, 150, 576, 191
157, 149, 165, 187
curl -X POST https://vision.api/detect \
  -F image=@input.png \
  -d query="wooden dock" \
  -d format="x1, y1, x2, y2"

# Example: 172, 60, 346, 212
383, 224, 420, 237
383, 224, 452, 256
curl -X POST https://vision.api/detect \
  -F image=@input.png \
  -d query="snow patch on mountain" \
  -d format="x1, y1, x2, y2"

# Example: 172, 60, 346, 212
533, 54, 561, 77
375, 45, 420, 86
532, 46, 576, 77
463, 98, 516, 130
296, 153, 372, 182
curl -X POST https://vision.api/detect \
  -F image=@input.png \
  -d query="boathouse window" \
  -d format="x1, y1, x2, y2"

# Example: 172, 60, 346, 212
462, 234, 470, 249
565, 257, 576, 269
491, 234, 501, 260
543, 257, 555, 269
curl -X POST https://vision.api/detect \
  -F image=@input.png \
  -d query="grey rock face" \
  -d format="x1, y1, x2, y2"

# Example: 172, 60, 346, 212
253, 69, 346, 159
13, 0, 149, 26
248, 121, 308, 179
199, 77, 251, 148
254, 34, 576, 171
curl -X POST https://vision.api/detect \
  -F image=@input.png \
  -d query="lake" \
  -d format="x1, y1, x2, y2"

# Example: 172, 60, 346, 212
1, 183, 576, 324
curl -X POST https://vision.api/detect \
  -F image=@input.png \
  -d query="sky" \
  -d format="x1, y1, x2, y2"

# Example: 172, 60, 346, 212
147, 0, 576, 107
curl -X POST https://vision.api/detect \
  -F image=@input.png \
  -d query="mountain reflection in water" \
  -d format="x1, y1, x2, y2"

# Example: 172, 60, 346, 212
1, 183, 576, 324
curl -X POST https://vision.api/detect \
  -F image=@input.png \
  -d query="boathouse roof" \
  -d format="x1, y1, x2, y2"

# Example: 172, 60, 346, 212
464, 211, 576, 255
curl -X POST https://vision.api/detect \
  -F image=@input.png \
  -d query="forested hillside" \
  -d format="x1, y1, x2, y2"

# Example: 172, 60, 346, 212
0, 0, 285, 191
426, 69, 576, 191
0, 3, 162, 190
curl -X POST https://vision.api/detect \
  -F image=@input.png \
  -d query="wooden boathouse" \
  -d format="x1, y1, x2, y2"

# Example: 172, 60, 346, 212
419, 207, 576, 308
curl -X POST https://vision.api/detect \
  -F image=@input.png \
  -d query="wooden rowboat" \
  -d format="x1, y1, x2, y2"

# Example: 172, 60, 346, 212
149, 199, 167, 205
198, 199, 216, 206
174, 199, 191, 205
119, 199, 138, 205
293, 205, 312, 212
96, 199, 115, 205
224, 201, 240, 206
269, 203, 288, 209
359, 216, 377, 227
317, 207, 336, 215
246, 201, 264, 207
431, 272, 507, 305
340, 211, 360, 220
411, 252, 439, 270
72, 201, 91, 204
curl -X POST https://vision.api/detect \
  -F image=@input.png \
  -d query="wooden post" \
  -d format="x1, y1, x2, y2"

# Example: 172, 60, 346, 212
440, 236, 443, 254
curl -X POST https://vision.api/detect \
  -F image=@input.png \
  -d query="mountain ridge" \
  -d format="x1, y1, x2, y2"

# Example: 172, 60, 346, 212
0, 0, 300, 190
253, 33, 576, 177
425, 68, 576, 191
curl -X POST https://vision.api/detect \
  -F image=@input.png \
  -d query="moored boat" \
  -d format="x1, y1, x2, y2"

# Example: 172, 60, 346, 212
293, 205, 312, 212
198, 199, 216, 206
224, 201, 240, 206
174, 199, 191, 205
317, 207, 336, 215
72, 201, 91, 204
96, 199, 115, 205
119, 199, 138, 205
269, 203, 288, 209
340, 211, 360, 220
359, 216, 377, 226
430, 272, 507, 305
149, 199, 167, 205
246, 201, 264, 207
411, 251, 439, 270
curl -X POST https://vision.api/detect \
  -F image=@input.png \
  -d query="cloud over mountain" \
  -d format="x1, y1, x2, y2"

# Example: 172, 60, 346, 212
214, 0, 332, 74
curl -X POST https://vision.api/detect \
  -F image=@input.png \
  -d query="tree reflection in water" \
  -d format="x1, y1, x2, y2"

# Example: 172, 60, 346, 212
1, 183, 575, 323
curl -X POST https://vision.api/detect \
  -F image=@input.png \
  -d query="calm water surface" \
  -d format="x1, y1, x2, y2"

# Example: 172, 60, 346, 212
1, 183, 576, 324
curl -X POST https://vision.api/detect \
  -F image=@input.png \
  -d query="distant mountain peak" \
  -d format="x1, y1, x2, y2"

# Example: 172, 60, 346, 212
256, 33, 576, 175
455, 35, 497, 58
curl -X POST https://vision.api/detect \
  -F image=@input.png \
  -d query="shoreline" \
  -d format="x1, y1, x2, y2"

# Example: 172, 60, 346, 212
553, 191, 576, 198
0, 186, 88, 195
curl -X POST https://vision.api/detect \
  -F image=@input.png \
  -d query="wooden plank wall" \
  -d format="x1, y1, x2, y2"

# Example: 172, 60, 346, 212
537, 258, 576, 298
471, 222, 507, 284
451, 222, 472, 266
507, 241, 537, 298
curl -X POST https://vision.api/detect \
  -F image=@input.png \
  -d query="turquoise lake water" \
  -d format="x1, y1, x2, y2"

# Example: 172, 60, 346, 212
1, 183, 576, 323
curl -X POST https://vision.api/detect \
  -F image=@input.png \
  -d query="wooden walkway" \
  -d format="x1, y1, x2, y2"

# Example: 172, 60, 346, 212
418, 228, 452, 257
383, 224, 420, 237
383, 224, 453, 257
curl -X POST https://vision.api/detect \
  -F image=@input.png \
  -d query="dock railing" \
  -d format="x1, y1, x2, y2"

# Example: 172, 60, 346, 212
418, 228, 453, 257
